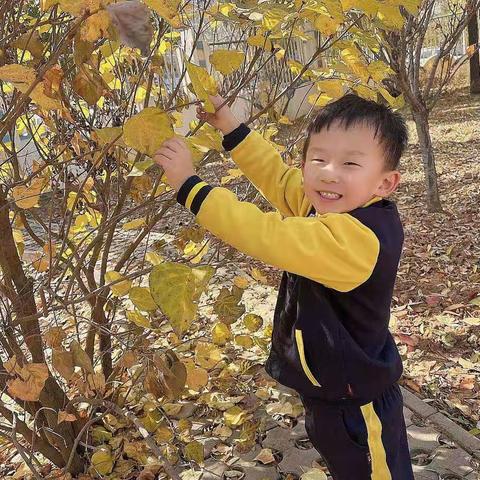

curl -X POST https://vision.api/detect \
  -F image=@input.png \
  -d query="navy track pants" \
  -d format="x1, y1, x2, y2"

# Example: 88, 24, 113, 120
300, 382, 414, 479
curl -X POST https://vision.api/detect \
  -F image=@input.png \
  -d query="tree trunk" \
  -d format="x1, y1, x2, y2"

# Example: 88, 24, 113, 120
411, 108, 443, 212
0, 188, 86, 475
468, 7, 480, 94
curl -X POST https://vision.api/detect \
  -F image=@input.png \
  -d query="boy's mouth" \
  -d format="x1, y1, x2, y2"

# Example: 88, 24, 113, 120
316, 190, 343, 201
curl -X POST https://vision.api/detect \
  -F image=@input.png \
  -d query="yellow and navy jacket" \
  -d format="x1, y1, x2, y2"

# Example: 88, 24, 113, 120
177, 123, 404, 404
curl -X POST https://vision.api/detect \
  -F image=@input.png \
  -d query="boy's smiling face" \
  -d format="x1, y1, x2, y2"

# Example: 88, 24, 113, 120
302, 121, 401, 215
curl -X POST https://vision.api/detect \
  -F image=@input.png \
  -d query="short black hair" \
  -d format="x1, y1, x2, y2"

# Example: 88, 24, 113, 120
302, 94, 408, 170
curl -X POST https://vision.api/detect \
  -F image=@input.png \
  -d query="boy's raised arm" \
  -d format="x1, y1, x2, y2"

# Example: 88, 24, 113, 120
197, 95, 310, 218
223, 123, 311, 217
177, 175, 380, 292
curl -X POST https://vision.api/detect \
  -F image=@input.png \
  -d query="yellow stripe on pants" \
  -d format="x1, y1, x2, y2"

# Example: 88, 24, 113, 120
360, 402, 392, 480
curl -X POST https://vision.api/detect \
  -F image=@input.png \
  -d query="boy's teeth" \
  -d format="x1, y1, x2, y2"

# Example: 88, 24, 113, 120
319, 191, 341, 199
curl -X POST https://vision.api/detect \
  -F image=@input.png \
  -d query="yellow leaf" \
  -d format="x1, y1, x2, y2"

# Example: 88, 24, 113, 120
12, 185, 40, 209
262, 8, 286, 31
233, 276, 249, 289
185, 60, 217, 113
126, 309, 151, 328
93, 126, 123, 146
243, 314, 263, 333
212, 322, 232, 345
377, 5, 405, 29
340, 0, 379, 16
32, 251, 50, 272
354, 84, 378, 101
122, 217, 146, 230
183, 240, 210, 265
129, 286, 157, 311
57, 0, 103, 16
149, 263, 214, 337
221, 168, 243, 185
250, 267, 268, 284
209, 49, 245, 75
100, 40, 120, 58
143, 0, 183, 28
195, 341, 222, 369
128, 158, 155, 176
367, 60, 392, 82
27, 82, 63, 110
7, 363, 49, 402
235, 334, 254, 348
378, 88, 404, 109
146, 251, 164, 265
340, 48, 369, 82
105, 270, 132, 297
187, 123, 223, 151
185, 364, 209, 391
91, 447, 114, 476
80, 10, 111, 42
0, 64, 36, 84
123, 107, 174, 157
155, 423, 175, 442
314, 15, 340, 35
224, 406, 248, 427
41, 0, 59, 10
184, 441, 204, 465
316, 79, 344, 98
387, 0, 420, 15
247, 34, 273, 51
141, 403, 163, 433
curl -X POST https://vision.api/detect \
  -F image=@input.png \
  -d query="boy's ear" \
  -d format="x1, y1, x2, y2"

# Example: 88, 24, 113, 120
375, 170, 401, 197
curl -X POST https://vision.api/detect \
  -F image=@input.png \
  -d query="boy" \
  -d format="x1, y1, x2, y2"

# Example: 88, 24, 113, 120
154, 94, 414, 479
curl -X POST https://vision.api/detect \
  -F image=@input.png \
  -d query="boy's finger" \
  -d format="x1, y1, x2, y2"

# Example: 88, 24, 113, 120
161, 141, 179, 153
171, 136, 187, 147
154, 151, 171, 163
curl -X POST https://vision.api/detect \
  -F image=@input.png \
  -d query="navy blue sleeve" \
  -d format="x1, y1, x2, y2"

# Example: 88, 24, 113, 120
222, 123, 251, 151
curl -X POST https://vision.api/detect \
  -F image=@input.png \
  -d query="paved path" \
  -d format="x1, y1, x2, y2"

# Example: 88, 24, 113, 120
192, 385, 480, 480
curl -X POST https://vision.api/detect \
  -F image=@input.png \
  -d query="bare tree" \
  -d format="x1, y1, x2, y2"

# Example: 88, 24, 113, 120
381, 0, 480, 212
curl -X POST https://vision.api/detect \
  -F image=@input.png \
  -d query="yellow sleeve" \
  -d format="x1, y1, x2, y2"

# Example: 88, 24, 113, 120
177, 176, 380, 292
228, 130, 312, 218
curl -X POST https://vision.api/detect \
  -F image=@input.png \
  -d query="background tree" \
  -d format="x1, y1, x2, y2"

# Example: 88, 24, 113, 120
380, 0, 480, 212
467, 1, 480, 93
0, 0, 410, 477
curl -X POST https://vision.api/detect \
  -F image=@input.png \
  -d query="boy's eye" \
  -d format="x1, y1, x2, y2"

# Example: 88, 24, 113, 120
344, 161, 361, 166
311, 158, 324, 163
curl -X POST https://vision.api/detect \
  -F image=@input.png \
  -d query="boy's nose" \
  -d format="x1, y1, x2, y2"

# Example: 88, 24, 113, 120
320, 171, 339, 183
